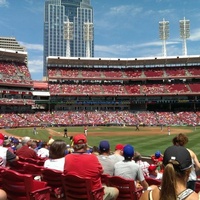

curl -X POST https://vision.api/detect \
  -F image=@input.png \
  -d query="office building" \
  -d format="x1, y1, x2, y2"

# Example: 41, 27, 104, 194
43, 0, 94, 76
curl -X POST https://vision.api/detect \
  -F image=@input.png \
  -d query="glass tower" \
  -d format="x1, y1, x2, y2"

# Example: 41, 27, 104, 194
43, 0, 94, 76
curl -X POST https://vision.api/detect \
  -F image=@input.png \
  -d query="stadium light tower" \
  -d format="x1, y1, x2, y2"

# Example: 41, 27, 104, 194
180, 17, 190, 56
83, 21, 93, 57
63, 19, 74, 57
159, 18, 169, 57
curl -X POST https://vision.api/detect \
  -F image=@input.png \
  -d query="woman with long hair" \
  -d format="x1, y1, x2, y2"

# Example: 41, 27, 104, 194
173, 133, 200, 190
139, 145, 199, 200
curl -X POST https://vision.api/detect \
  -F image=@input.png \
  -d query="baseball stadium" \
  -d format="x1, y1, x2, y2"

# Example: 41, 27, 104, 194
0, 48, 200, 157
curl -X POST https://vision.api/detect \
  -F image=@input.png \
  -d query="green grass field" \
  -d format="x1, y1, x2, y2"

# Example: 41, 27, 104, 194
3, 126, 200, 158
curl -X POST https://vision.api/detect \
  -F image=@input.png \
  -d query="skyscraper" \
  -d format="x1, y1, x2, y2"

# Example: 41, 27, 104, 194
43, 0, 94, 77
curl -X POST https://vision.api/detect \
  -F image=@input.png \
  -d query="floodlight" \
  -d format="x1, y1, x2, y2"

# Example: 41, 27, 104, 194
63, 19, 74, 57
159, 18, 169, 57
83, 21, 93, 57
180, 17, 190, 56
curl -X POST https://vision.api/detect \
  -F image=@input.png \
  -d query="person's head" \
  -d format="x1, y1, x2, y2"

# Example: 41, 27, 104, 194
99, 140, 110, 154
123, 144, 134, 161
148, 164, 157, 176
133, 151, 142, 162
21, 136, 31, 146
92, 146, 99, 156
173, 133, 188, 147
172, 136, 179, 146
155, 151, 161, 158
72, 134, 87, 151
31, 141, 37, 149
160, 145, 192, 200
49, 140, 67, 159
115, 144, 124, 155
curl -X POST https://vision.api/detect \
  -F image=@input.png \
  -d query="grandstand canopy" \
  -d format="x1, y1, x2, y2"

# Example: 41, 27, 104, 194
0, 48, 27, 63
47, 55, 200, 66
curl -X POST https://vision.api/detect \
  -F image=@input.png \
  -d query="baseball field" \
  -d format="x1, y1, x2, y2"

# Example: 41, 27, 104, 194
1, 125, 200, 158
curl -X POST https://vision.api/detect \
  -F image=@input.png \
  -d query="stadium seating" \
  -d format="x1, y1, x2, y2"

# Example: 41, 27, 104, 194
165, 67, 186, 77
145, 177, 161, 186
106, 175, 143, 200
41, 168, 65, 200
23, 163, 43, 178
143, 68, 164, 78
9, 160, 25, 173
2, 169, 51, 200
62, 174, 104, 200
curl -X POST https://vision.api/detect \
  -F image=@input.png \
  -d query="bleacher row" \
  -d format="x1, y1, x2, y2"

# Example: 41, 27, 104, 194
48, 66, 200, 79
4, 156, 200, 199
2, 156, 152, 200
0, 61, 32, 86
0, 111, 199, 128
49, 83, 200, 95
2, 158, 103, 200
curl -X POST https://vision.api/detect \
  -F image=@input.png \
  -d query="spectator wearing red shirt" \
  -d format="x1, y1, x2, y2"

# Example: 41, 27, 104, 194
16, 136, 38, 159
64, 134, 119, 200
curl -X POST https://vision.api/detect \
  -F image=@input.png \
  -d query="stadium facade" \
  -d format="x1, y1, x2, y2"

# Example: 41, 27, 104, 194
43, 0, 94, 77
1, 44, 200, 127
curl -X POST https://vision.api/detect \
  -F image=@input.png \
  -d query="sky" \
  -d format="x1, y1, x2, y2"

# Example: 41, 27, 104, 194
1, 0, 200, 81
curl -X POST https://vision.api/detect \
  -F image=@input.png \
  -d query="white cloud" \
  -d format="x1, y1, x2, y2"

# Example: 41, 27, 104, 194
109, 5, 143, 16
19, 41, 43, 51
28, 59, 43, 73
189, 28, 200, 41
0, 0, 8, 7
94, 39, 181, 58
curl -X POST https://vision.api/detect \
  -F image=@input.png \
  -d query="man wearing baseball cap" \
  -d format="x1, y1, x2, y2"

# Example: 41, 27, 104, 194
0, 133, 18, 167
114, 144, 149, 190
64, 134, 119, 200
109, 144, 124, 164
97, 140, 115, 176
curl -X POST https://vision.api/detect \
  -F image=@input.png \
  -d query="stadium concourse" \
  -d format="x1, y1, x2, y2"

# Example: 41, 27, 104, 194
1, 49, 200, 130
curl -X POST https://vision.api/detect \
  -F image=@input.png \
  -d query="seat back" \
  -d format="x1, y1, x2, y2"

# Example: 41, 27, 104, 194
0, 167, 6, 188
2, 169, 34, 200
23, 163, 43, 178
36, 159, 46, 166
62, 174, 104, 200
145, 177, 161, 186
41, 168, 64, 199
107, 176, 143, 200
2, 169, 51, 200
101, 174, 110, 185
18, 156, 27, 162
9, 160, 25, 173
25, 157, 38, 165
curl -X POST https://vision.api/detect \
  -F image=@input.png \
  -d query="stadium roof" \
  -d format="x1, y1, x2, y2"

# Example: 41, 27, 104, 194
47, 55, 200, 66
0, 48, 27, 63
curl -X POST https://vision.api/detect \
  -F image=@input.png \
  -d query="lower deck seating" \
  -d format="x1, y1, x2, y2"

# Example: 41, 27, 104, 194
2, 168, 51, 200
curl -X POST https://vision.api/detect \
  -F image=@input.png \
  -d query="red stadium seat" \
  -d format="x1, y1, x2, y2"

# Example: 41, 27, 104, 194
41, 168, 65, 200
62, 174, 104, 200
145, 177, 161, 186
2, 169, 51, 200
106, 176, 143, 200
23, 163, 43, 178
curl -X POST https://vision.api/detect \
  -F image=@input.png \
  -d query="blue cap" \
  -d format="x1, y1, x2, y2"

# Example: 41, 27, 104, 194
123, 144, 134, 158
99, 140, 110, 152
13, 138, 19, 144
155, 151, 161, 158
